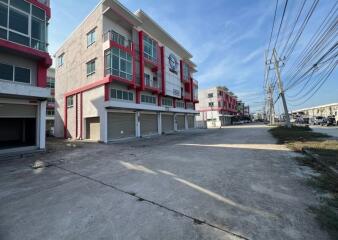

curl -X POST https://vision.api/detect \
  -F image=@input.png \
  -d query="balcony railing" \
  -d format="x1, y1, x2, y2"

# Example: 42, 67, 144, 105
103, 30, 132, 50
37, 0, 50, 6
145, 78, 160, 89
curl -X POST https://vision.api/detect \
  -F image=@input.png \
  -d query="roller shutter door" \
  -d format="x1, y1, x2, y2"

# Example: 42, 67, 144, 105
176, 115, 185, 130
140, 113, 158, 136
162, 114, 174, 133
188, 115, 195, 128
0, 103, 36, 118
108, 112, 135, 140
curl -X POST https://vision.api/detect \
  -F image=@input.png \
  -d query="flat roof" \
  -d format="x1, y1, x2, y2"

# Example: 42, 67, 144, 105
293, 103, 338, 112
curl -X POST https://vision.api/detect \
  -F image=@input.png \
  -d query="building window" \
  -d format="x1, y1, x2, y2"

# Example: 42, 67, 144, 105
162, 98, 173, 107
208, 93, 213, 98
183, 63, 189, 80
141, 94, 156, 105
47, 77, 55, 88
86, 59, 96, 76
14, 66, 30, 83
111, 88, 133, 102
105, 47, 132, 80
47, 109, 54, 116
67, 96, 73, 108
209, 102, 214, 107
176, 101, 185, 109
87, 29, 96, 47
143, 34, 157, 62
0, 0, 47, 51
0, 62, 31, 84
57, 54, 64, 67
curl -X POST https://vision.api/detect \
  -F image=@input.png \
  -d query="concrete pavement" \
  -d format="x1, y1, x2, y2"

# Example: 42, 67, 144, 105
311, 126, 338, 138
0, 125, 330, 240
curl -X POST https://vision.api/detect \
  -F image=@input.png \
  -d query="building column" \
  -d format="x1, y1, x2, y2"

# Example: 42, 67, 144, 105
101, 109, 108, 143
185, 114, 188, 130
158, 112, 162, 135
174, 113, 178, 131
38, 100, 47, 149
136, 111, 141, 137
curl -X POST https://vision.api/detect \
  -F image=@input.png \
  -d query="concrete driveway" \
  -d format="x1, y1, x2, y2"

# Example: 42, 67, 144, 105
0, 124, 329, 240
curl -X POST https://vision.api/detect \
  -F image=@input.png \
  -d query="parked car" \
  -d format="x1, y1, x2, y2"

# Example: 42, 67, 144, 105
321, 116, 336, 126
313, 116, 325, 125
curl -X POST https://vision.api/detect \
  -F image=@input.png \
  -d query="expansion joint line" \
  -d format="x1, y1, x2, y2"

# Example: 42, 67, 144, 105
51, 164, 250, 240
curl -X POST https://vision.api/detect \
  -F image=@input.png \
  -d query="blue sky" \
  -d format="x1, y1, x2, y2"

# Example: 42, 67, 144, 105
49, 0, 337, 113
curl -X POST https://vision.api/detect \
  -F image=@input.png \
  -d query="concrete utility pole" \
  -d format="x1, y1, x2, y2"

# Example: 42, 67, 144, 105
267, 83, 275, 125
272, 49, 291, 128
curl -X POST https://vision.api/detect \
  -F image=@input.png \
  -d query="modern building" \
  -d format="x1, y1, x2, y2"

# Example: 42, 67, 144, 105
196, 86, 240, 128
54, 0, 198, 142
0, 0, 52, 154
46, 67, 55, 135
291, 103, 338, 121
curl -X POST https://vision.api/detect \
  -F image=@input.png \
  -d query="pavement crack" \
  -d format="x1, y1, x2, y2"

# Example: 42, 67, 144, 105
51, 164, 250, 240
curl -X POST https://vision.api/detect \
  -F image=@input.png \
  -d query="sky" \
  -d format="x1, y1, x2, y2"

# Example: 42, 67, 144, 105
49, 0, 337, 113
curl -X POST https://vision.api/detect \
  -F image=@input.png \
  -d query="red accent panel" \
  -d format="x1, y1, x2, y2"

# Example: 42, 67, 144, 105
158, 95, 162, 106
75, 94, 78, 138
64, 96, 68, 139
65, 76, 111, 97
160, 46, 166, 95
131, 43, 136, 88
80, 92, 83, 140
0, 39, 52, 67
37, 62, 47, 87
109, 40, 133, 55
190, 78, 193, 102
139, 31, 145, 91
180, 60, 183, 82
25, 0, 51, 19
173, 99, 176, 108
104, 83, 110, 101
136, 90, 140, 104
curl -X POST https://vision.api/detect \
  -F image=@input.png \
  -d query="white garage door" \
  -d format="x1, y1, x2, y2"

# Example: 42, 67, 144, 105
140, 113, 158, 136
176, 115, 185, 130
162, 114, 174, 133
0, 103, 36, 118
108, 112, 135, 140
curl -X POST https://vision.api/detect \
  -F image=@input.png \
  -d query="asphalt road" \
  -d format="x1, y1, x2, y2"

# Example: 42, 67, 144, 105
311, 125, 338, 138
0, 125, 330, 240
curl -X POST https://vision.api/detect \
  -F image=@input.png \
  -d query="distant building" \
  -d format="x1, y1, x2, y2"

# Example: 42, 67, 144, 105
292, 103, 338, 121
46, 68, 55, 135
0, 0, 52, 154
196, 86, 247, 128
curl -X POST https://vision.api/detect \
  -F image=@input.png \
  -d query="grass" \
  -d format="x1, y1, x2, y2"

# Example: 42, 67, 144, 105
269, 126, 338, 238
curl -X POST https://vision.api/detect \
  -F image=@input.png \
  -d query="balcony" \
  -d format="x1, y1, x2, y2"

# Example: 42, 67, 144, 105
103, 30, 133, 53
144, 74, 161, 94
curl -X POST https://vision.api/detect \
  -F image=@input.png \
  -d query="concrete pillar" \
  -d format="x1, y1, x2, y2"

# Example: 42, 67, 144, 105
101, 109, 108, 143
158, 112, 162, 135
135, 111, 141, 137
185, 114, 188, 130
174, 113, 178, 131
38, 100, 47, 149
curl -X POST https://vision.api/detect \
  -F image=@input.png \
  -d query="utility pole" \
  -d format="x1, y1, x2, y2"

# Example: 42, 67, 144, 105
267, 83, 275, 125
272, 48, 291, 128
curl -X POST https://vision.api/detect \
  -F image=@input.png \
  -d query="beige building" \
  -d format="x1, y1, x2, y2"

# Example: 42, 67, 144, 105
292, 103, 338, 121
54, 0, 199, 142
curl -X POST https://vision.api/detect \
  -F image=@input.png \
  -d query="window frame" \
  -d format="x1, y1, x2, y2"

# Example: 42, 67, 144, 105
0, 62, 31, 84
67, 96, 74, 108
86, 59, 96, 76
110, 88, 134, 102
57, 53, 64, 67
105, 47, 132, 81
141, 94, 156, 105
87, 28, 96, 47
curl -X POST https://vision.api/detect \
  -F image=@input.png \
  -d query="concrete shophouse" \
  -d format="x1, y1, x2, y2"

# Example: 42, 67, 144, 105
46, 67, 55, 135
0, 0, 52, 154
196, 86, 238, 128
54, 0, 199, 142
292, 103, 338, 122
